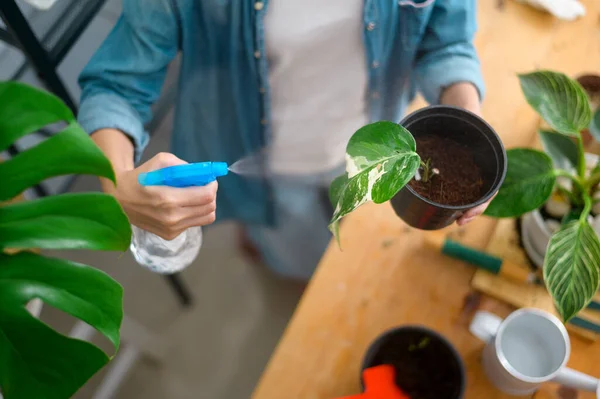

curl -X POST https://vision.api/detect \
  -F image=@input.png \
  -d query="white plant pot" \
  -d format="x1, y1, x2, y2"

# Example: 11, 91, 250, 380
520, 210, 554, 269
521, 153, 600, 269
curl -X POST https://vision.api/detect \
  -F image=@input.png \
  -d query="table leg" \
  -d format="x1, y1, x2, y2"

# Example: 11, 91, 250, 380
164, 273, 193, 308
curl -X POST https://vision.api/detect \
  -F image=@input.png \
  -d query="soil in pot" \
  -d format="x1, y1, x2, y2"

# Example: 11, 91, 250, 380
408, 135, 484, 206
365, 329, 463, 399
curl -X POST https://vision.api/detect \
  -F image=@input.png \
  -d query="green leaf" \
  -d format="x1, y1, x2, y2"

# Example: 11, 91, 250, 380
519, 71, 591, 136
0, 81, 74, 152
561, 208, 583, 225
589, 109, 600, 142
0, 252, 123, 399
328, 122, 421, 242
0, 122, 115, 201
544, 220, 600, 322
0, 193, 132, 251
485, 149, 556, 218
538, 130, 579, 172
0, 81, 131, 399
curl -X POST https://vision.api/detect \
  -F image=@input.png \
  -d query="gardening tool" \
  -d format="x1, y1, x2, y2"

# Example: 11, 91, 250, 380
334, 365, 410, 399
424, 233, 537, 284
426, 233, 600, 313
470, 308, 600, 396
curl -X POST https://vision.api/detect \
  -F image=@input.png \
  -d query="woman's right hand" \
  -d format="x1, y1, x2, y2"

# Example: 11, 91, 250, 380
106, 152, 218, 240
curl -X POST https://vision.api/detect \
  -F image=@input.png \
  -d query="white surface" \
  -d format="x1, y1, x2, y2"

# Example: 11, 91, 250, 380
517, 0, 586, 21
469, 310, 502, 342
265, 0, 368, 174
21, 0, 60, 10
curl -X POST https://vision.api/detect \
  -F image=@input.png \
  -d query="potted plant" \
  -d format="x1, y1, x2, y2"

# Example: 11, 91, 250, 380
484, 71, 600, 322
576, 73, 600, 147
360, 326, 465, 399
328, 106, 506, 240
521, 74, 600, 268
0, 82, 131, 399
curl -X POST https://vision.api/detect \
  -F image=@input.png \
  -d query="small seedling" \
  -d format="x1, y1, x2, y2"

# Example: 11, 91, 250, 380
419, 158, 439, 183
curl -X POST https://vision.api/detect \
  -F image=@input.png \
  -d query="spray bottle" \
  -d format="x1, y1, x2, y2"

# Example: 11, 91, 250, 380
130, 161, 229, 274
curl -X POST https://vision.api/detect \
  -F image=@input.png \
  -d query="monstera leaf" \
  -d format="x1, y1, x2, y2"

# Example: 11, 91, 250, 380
328, 121, 420, 244
544, 219, 600, 322
519, 71, 591, 137
0, 81, 131, 399
485, 149, 556, 218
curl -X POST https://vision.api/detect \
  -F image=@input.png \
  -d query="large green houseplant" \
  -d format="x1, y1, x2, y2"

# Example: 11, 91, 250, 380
0, 82, 131, 399
485, 71, 600, 322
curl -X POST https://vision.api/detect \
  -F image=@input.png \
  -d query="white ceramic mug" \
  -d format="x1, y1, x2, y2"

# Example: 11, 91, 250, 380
469, 308, 599, 397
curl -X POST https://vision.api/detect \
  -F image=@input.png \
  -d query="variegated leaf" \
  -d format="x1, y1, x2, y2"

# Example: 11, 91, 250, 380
544, 220, 600, 322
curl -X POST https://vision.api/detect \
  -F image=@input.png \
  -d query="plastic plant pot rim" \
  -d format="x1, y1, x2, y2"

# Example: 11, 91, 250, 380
360, 325, 466, 398
399, 105, 508, 211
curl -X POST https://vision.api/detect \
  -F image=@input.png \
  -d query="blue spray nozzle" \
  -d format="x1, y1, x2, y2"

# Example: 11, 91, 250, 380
138, 161, 229, 188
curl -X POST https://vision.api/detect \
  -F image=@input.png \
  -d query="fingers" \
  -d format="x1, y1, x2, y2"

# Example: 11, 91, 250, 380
456, 202, 489, 226
138, 152, 187, 173
145, 181, 218, 207
119, 152, 220, 240
140, 201, 218, 240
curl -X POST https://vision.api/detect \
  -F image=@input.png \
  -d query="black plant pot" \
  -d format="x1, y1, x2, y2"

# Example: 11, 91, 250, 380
391, 105, 507, 230
362, 326, 465, 399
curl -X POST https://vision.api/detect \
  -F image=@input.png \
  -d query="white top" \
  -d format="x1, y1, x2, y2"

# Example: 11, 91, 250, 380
264, 0, 368, 175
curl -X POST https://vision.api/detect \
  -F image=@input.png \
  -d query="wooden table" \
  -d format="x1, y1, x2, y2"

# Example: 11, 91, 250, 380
252, 1, 600, 398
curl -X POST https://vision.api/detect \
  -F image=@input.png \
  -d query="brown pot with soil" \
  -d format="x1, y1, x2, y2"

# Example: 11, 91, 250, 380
390, 106, 507, 230
362, 326, 466, 399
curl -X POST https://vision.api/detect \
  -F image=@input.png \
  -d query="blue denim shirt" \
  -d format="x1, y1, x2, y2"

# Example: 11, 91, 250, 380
78, 0, 484, 227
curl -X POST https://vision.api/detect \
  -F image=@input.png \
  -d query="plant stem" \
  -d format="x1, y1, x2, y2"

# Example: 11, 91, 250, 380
555, 169, 585, 193
576, 135, 586, 179
580, 193, 592, 223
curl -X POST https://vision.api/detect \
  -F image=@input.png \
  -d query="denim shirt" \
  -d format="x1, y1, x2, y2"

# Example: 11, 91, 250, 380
78, 0, 484, 227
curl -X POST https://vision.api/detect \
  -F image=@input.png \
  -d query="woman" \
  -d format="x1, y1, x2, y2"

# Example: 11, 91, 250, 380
79, 0, 491, 281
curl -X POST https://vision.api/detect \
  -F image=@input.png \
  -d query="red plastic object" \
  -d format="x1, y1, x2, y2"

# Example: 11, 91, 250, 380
335, 365, 410, 399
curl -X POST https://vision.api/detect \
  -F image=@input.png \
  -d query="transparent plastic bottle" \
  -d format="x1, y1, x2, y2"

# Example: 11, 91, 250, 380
130, 226, 202, 274
130, 161, 228, 274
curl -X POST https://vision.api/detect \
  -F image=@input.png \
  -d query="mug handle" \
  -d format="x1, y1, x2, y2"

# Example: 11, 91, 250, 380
552, 367, 599, 394
469, 311, 503, 342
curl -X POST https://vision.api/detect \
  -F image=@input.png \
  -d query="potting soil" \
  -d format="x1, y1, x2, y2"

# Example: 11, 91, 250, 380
368, 332, 463, 399
408, 135, 483, 206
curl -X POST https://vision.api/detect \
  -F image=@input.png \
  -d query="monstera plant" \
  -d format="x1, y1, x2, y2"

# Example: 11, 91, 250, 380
0, 82, 131, 398
485, 71, 600, 322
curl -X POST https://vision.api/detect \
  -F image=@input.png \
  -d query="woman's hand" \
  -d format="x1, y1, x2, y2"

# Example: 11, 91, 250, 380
108, 152, 218, 240
440, 82, 495, 226
90, 129, 218, 239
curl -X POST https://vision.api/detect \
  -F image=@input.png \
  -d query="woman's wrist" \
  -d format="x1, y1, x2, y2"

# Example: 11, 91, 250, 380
90, 128, 136, 194
440, 82, 482, 116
